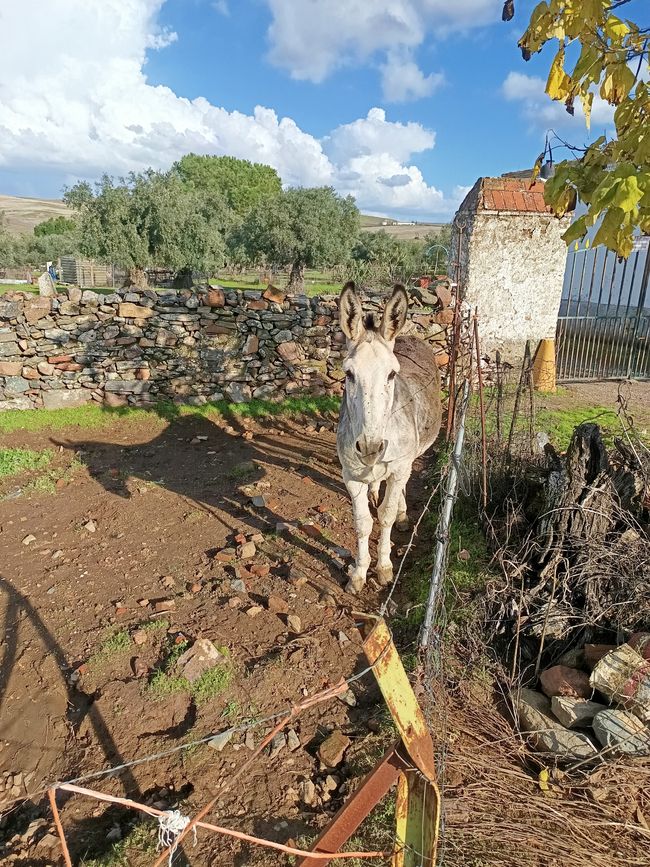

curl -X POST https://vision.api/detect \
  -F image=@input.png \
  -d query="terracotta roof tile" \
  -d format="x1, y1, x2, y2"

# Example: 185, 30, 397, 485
473, 177, 554, 213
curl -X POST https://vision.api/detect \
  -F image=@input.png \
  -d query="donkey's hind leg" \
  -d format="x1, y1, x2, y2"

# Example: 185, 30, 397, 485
395, 485, 410, 532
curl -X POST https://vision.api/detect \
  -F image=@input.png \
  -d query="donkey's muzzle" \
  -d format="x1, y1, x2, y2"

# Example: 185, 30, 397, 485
355, 437, 386, 467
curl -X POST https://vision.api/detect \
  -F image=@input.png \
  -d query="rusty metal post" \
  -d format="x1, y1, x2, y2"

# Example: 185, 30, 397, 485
473, 313, 488, 509
297, 743, 408, 867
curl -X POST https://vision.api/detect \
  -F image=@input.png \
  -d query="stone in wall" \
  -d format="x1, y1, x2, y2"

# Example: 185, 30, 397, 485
0, 282, 453, 411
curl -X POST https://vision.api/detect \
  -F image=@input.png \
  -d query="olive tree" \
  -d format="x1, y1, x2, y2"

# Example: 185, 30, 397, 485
65, 170, 230, 288
235, 186, 360, 291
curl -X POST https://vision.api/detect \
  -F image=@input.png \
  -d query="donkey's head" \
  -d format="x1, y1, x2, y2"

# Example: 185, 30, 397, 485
339, 282, 409, 466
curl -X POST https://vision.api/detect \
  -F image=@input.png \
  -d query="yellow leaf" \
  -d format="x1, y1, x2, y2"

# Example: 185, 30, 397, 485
604, 15, 630, 41
547, 48, 572, 101
538, 768, 549, 791
581, 91, 594, 129
585, 237, 590, 248
574, 241, 579, 251
600, 63, 635, 104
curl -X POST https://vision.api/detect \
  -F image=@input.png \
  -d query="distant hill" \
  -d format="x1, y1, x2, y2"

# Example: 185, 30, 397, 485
0, 194, 72, 235
361, 214, 448, 240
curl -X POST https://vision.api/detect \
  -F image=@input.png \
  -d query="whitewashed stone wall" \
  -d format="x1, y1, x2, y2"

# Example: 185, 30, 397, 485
452, 188, 571, 362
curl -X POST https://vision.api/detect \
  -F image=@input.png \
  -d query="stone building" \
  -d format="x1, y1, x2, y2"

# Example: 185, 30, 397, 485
451, 177, 572, 362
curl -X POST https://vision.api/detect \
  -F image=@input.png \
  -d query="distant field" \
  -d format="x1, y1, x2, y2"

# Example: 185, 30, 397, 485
0, 194, 72, 234
360, 214, 448, 239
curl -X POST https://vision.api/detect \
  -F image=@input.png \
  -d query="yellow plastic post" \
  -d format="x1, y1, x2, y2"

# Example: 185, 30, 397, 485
532, 338, 557, 393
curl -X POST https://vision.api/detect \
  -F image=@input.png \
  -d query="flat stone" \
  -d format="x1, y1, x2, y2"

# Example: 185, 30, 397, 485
0, 341, 20, 356
317, 730, 351, 767
287, 728, 301, 751
267, 595, 289, 615
206, 287, 226, 307
590, 644, 650, 722
104, 380, 151, 393
237, 541, 256, 559
246, 605, 263, 618
287, 614, 302, 633
0, 361, 23, 376
300, 779, 317, 806
268, 732, 286, 758
175, 638, 227, 683
42, 389, 90, 410
592, 709, 650, 756
208, 728, 235, 752
551, 696, 606, 729
263, 285, 286, 304
119, 302, 155, 319
539, 665, 591, 699
517, 688, 598, 760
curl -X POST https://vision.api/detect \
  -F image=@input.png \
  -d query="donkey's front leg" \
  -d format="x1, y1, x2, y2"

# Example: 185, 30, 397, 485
345, 478, 373, 593
376, 473, 409, 585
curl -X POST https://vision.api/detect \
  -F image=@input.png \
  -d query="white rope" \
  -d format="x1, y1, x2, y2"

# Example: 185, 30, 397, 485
157, 810, 196, 865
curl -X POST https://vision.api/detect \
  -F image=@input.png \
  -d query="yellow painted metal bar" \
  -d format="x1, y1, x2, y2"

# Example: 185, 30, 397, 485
358, 613, 440, 866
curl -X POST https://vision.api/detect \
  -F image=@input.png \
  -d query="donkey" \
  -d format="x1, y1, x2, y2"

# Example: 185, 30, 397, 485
336, 282, 443, 593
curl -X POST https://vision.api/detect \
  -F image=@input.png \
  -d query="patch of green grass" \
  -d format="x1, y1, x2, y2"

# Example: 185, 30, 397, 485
304, 281, 341, 296
0, 447, 53, 479
0, 282, 38, 294
146, 638, 233, 704
89, 629, 131, 667
24, 456, 84, 494
80, 821, 157, 866
221, 699, 241, 720
140, 617, 170, 632
0, 394, 340, 433
228, 460, 258, 480
536, 405, 622, 449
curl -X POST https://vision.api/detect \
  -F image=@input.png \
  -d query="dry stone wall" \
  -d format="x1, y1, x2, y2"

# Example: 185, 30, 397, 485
0, 285, 450, 411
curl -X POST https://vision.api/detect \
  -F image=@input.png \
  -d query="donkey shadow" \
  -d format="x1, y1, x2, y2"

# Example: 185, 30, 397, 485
50, 402, 353, 590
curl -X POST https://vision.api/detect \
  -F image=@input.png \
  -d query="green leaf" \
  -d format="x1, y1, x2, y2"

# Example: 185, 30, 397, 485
562, 215, 589, 244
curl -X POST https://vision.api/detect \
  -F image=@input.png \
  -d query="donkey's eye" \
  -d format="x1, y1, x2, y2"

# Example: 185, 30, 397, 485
388, 370, 397, 381
345, 370, 355, 383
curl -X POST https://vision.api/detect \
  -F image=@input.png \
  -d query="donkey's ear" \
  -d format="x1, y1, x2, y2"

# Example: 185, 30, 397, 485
380, 284, 409, 342
339, 281, 364, 341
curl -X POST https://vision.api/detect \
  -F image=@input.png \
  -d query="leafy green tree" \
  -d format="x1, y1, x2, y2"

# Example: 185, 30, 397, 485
65, 170, 230, 288
235, 187, 359, 291
175, 155, 282, 218
508, 0, 649, 256
348, 229, 451, 288
33, 215, 77, 237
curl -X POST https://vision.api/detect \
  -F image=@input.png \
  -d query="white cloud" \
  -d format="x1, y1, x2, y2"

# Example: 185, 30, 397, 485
0, 0, 460, 217
212, 0, 229, 16
380, 53, 444, 102
265, 0, 495, 99
502, 71, 615, 129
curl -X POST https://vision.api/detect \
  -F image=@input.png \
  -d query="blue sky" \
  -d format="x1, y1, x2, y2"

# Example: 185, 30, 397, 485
0, 0, 614, 219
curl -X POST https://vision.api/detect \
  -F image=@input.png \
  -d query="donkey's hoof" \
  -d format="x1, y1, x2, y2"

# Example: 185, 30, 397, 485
345, 565, 366, 594
375, 565, 394, 586
396, 514, 410, 532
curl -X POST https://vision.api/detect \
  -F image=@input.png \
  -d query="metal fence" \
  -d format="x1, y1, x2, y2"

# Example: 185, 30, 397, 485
556, 236, 650, 381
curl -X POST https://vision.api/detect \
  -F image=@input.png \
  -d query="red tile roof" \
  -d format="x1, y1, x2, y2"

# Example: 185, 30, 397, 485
458, 177, 554, 214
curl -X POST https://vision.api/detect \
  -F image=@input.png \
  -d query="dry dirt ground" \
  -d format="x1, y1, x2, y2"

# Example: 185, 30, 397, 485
0, 406, 419, 866
0, 379, 648, 866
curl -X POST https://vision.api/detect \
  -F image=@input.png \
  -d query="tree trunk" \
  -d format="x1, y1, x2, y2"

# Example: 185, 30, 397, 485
123, 267, 148, 290
287, 260, 305, 293
173, 268, 193, 290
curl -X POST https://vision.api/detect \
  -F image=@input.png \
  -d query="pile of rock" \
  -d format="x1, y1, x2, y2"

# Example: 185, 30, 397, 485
517, 633, 650, 760
0, 282, 454, 411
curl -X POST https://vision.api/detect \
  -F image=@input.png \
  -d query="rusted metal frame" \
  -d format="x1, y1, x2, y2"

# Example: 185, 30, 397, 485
393, 771, 436, 867
495, 350, 503, 445
506, 341, 531, 457
473, 313, 488, 509
297, 742, 408, 867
